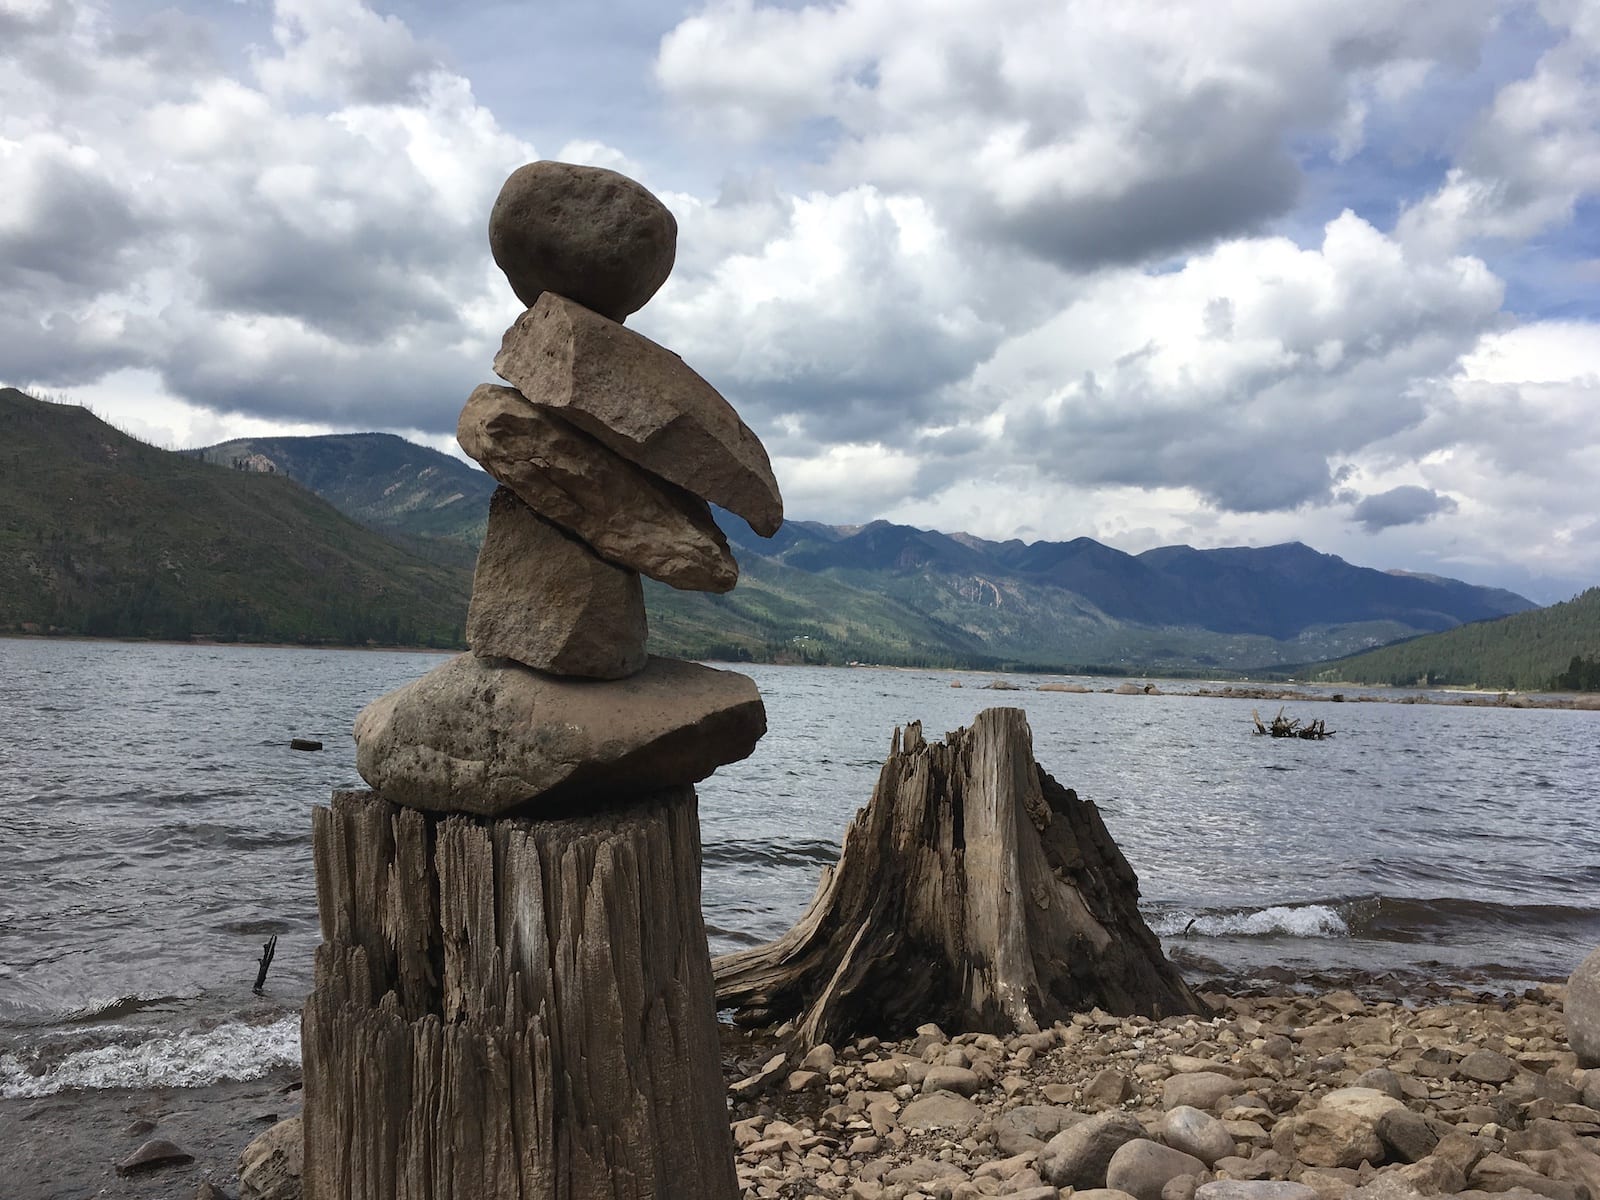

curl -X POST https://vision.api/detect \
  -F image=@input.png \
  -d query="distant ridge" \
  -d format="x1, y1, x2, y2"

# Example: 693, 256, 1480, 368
10, 407, 1544, 670
0, 390, 470, 645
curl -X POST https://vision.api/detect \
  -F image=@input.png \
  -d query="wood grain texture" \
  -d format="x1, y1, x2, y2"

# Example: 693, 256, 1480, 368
712, 707, 1204, 1047
303, 786, 737, 1200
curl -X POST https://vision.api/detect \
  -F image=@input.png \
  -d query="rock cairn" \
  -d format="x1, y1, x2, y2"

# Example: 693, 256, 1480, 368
301, 161, 778, 1200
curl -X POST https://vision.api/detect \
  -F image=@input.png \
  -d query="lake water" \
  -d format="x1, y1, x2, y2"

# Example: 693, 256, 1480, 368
2, 638, 1597, 1099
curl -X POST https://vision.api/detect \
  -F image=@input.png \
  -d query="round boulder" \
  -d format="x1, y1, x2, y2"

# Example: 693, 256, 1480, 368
1105, 1138, 1207, 1200
1162, 1105, 1236, 1166
489, 161, 677, 322
1568, 946, 1600, 1067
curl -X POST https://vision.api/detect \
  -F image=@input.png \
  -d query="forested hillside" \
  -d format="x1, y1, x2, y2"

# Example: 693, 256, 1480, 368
0, 390, 471, 645
1311, 587, 1600, 690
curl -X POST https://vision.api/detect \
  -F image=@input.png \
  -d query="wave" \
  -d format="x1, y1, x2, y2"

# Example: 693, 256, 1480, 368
0, 1015, 301, 1099
1148, 895, 1600, 944
1149, 904, 1349, 939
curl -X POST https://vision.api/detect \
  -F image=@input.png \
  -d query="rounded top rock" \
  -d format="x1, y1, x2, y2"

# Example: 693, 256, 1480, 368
489, 160, 677, 322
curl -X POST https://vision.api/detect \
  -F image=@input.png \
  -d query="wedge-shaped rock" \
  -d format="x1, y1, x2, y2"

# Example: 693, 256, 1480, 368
353, 653, 766, 816
458, 384, 736, 593
468, 487, 647, 679
494, 294, 783, 536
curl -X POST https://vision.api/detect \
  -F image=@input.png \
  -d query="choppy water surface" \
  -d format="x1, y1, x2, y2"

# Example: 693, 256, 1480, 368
2, 639, 1597, 1097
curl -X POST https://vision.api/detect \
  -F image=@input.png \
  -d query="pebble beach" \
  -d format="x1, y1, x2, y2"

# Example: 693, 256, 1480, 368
9, 979, 1599, 1200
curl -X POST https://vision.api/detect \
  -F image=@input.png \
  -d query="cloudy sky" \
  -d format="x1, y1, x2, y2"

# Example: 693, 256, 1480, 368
3, 0, 1597, 602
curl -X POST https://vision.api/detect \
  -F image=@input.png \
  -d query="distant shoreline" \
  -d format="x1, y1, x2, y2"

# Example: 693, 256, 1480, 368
3, 633, 1595, 708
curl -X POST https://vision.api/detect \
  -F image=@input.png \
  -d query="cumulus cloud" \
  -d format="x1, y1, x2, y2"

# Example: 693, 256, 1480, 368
1399, 3, 1600, 253
3, 0, 1599, 603
658, 0, 1499, 269
1351, 485, 1459, 532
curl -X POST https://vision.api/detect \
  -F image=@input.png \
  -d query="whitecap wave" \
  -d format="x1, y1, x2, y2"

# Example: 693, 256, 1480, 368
0, 1015, 301, 1099
1151, 904, 1350, 939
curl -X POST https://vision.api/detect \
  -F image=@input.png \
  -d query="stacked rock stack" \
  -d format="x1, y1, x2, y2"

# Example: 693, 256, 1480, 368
299, 162, 776, 1200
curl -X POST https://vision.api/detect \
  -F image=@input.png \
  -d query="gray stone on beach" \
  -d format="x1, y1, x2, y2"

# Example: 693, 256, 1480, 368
115, 1137, 195, 1175
898, 1090, 981, 1134
1568, 947, 1600, 1067
489, 160, 676, 322
1196, 1184, 1319, 1200
239, 1115, 302, 1200
1164, 1071, 1239, 1112
1039, 1110, 1148, 1189
467, 487, 647, 679
494, 293, 783, 537
353, 652, 766, 816
1162, 1104, 1236, 1165
1459, 1048, 1520, 1084
458, 384, 737, 593
994, 1104, 1083, 1155
1105, 1138, 1207, 1200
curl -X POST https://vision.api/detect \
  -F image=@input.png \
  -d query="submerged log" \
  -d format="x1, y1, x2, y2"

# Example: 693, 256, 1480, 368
713, 707, 1202, 1048
302, 786, 737, 1200
1251, 706, 1335, 739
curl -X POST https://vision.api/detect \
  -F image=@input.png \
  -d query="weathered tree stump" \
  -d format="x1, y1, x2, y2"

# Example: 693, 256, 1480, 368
302, 786, 737, 1200
714, 707, 1203, 1047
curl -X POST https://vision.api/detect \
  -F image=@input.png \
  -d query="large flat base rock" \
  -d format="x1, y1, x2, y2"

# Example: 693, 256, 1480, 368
354, 653, 765, 815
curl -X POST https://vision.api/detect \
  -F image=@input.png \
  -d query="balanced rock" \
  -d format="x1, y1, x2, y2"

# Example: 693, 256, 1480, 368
1566, 946, 1600, 1067
495, 293, 783, 536
489, 160, 676, 322
353, 653, 765, 815
458, 384, 736, 592
468, 487, 647, 679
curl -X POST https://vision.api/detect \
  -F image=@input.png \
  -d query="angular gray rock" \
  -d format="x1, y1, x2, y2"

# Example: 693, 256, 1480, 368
1161, 1104, 1236, 1166
1459, 1049, 1519, 1084
1567, 949, 1600, 1068
458, 384, 737, 592
1039, 1110, 1149, 1189
353, 653, 766, 816
1105, 1138, 1207, 1200
239, 1115, 302, 1200
495, 294, 783, 536
115, 1138, 195, 1176
489, 160, 676, 322
993, 1105, 1084, 1156
898, 1091, 981, 1134
468, 487, 647, 679
1376, 1107, 1440, 1164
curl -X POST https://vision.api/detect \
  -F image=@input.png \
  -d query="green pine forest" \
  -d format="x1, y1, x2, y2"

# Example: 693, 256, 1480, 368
1310, 587, 1600, 691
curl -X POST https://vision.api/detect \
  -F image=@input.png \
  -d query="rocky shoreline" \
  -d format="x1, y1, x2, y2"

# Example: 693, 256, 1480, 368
6, 982, 1597, 1200
723, 981, 1598, 1200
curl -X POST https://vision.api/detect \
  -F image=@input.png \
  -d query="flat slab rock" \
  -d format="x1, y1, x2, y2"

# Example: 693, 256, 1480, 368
495, 293, 783, 537
354, 652, 766, 815
459, 383, 737, 593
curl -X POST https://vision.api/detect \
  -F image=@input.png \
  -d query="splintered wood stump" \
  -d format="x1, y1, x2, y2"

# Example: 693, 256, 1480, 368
714, 707, 1203, 1047
302, 786, 737, 1200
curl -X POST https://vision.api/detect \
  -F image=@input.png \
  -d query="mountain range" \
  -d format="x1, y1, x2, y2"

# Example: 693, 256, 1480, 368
0, 391, 1555, 672
197, 427, 1535, 673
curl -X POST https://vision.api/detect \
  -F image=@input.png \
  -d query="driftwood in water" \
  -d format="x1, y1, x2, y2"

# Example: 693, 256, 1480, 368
1252, 706, 1335, 739
713, 707, 1202, 1048
302, 786, 737, 1200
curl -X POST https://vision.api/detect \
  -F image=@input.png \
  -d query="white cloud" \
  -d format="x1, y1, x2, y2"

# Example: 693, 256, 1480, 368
659, 0, 1499, 268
